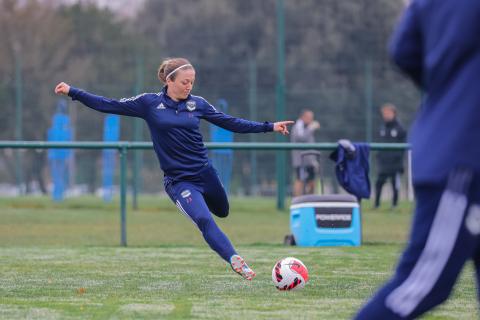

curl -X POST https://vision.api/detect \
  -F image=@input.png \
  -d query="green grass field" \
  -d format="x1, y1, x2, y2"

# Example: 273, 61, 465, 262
0, 196, 478, 319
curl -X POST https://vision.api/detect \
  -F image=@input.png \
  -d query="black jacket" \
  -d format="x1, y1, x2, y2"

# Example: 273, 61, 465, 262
376, 119, 407, 174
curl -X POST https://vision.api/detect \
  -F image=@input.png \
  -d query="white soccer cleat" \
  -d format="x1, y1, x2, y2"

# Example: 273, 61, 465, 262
230, 255, 256, 281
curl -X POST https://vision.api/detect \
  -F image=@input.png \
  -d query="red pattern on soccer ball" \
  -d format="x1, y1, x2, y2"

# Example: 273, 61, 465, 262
278, 277, 302, 291
290, 260, 309, 282
274, 262, 283, 282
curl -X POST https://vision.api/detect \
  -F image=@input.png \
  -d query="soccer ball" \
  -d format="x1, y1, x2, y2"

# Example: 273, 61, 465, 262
272, 257, 309, 291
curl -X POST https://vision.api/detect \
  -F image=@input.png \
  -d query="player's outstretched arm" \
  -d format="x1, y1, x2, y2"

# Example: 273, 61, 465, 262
273, 121, 294, 136
53, 82, 145, 118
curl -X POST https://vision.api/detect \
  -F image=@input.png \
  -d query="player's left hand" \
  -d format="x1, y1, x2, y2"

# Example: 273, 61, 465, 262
273, 121, 294, 135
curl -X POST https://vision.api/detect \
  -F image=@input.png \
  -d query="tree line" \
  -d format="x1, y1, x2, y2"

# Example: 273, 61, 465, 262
0, 0, 417, 193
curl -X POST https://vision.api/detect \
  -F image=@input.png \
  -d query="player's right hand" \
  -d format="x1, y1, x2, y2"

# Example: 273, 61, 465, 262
54, 82, 70, 96
273, 120, 294, 135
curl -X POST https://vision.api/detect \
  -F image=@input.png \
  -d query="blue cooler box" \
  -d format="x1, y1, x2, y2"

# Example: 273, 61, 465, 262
290, 194, 361, 246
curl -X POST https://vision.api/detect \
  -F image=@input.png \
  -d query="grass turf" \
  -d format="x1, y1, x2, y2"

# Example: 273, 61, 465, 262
0, 196, 478, 319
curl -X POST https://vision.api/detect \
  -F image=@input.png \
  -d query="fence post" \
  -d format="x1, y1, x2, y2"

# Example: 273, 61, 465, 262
276, 0, 286, 210
132, 52, 144, 210
119, 145, 128, 247
365, 59, 373, 143
248, 53, 258, 195
407, 150, 414, 201
14, 43, 24, 194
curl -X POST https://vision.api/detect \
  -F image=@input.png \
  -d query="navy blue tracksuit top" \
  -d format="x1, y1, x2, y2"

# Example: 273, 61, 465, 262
68, 86, 273, 180
390, 0, 480, 183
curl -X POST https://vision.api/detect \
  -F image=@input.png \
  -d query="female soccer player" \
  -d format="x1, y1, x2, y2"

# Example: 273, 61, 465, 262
55, 57, 293, 280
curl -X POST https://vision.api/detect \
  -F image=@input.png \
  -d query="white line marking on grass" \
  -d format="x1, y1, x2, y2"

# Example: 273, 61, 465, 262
120, 303, 174, 314
0, 305, 61, 320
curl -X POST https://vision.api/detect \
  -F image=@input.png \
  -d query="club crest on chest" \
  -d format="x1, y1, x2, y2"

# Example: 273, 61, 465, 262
186, 100, 196, 112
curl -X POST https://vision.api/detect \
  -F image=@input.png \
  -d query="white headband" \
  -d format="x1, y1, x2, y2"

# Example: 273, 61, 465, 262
166, 64, 192, 80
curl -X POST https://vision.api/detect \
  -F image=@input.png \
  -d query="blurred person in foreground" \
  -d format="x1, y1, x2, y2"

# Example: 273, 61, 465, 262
355, 0, 480, 319
55, 57, 293, 281
374, 103, 407, 210
291, 109, 320, 196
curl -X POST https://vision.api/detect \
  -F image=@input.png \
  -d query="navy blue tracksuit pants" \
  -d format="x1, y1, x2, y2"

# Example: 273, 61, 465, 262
164, 164, 237, 262
355, 169, 480, 319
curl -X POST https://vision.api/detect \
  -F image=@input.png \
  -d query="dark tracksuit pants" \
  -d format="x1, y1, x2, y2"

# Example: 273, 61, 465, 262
164, 164, 237, 262
375, 172, 401, 208
355, 169, 480, 319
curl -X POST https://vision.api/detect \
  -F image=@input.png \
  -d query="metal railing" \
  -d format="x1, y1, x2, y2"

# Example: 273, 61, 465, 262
0, 141, 410, 246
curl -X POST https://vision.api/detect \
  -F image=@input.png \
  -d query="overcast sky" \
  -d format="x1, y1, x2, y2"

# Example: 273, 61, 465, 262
54, 0, 147, 17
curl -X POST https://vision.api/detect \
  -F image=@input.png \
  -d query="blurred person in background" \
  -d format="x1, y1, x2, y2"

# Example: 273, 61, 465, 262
374, 103, 407, 209
355, 0, 480, 318
291, 109, 320, 197
55, 57, 293, 281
